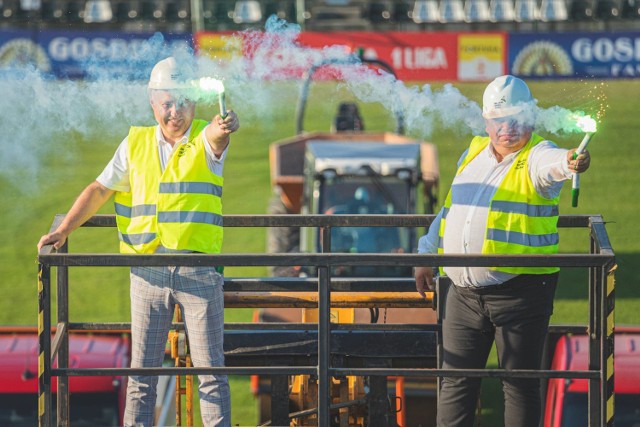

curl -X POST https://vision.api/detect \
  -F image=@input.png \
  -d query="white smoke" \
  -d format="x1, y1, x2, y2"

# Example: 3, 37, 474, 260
0, 18, 595, 189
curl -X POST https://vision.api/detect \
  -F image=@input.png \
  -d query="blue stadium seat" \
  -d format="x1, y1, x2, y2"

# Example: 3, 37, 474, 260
439, 0, 466, 22
233, 0, 262, 23
465, 0, 492, 22
514, 0, 539, 20
490, 0, 516, 21
540, 0, 569, 20
84, 0, 113, 23
413, 0, 440, 22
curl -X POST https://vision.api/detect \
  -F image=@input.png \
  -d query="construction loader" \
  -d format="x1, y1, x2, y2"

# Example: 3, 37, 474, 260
254, 54, 440, 426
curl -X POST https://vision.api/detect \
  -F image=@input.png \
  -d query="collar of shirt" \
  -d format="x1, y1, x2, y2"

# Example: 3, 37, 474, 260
486, 142, 522, 164
155, 123, 193, 150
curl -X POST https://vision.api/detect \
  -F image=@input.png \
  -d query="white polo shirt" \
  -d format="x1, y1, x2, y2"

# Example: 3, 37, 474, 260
418, 139, 574, 287
97, 123, 227, 192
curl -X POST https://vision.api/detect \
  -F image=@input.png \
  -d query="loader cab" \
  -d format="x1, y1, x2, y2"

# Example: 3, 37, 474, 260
301, 141, 421, 277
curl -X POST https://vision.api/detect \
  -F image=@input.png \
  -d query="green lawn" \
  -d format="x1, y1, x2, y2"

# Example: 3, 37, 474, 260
2, 79, 639, 426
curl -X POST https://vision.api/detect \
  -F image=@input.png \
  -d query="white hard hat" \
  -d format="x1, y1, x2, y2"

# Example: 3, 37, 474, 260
482, 75, 535, 119
148, 57, 194, 90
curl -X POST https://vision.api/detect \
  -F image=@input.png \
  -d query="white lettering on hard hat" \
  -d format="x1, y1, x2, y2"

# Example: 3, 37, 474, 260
391, 47, 447, 70
572, 37, 640, 63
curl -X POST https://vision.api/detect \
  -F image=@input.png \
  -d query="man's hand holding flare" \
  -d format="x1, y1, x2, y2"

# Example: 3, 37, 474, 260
567, 148, 590, 173
205, 110, 239, 157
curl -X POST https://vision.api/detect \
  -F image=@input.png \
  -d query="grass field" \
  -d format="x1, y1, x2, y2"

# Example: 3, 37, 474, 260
1, 78, 639, 426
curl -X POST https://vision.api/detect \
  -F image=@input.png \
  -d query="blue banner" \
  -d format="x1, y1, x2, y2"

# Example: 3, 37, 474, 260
509, 32, 640, 79
0, 29, 193, 79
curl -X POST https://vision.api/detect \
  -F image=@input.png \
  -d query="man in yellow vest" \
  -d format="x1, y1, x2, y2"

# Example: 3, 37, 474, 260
37, 56, 239, 426
414, 75, 590, 427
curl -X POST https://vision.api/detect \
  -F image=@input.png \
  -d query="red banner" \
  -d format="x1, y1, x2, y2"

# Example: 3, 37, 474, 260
297, 32, 458, 81
195, 31, 506, 82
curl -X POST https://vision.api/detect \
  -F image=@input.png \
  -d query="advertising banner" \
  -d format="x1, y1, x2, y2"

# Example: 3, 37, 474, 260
0, 29, 193, 79
458, 33, 506, 81
195, 31, 507, 82
297, 32, 459, 81
509, 32, 640, 79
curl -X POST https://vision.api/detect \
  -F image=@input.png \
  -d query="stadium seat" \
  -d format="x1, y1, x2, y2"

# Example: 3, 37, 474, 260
514, 0, 539, 20
595, 0, 621, 18
39, 0, 63, 21
139, 0, 163, 20
63, 1, 83, 22
264, 1, 281, 19
394, 1, 414, 21
369, 0, 392, 22
621, 0, 640, 17
490, 0, 516, 20
84, 0, 113, 23
539, 0, 569, 20
285, 2, 298, 20
569, 0, 594, 19
13, 2, 29, 21
113, 1, 135, 21
439, 0, 466, 22
233, 0, 262, 23
165, 1, 189, 22
412, 0, 440, 22
465, 0, 492, 21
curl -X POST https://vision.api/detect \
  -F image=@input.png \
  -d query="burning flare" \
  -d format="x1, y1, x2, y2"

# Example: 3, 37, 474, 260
196, 77, 227, 118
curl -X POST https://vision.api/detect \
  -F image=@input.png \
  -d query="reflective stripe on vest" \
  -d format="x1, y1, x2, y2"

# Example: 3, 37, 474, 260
438, 133, 560, 275
114, 119, 224, 254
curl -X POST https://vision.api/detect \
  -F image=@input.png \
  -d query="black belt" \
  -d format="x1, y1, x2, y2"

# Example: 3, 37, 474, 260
457, 272, 559, 295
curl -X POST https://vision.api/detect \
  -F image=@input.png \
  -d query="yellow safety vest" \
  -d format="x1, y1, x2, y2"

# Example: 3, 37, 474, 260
114, 119, 224, 254
438, 133, 560, 275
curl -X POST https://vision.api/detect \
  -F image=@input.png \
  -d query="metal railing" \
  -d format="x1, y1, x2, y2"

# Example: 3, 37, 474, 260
37, 214, 616, 426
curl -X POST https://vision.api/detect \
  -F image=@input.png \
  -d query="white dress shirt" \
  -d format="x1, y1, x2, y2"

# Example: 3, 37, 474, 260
97, 123, 227, 192
418, 139, 574, 287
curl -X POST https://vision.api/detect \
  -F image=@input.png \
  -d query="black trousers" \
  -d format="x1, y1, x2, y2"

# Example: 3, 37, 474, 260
437, 273, 559, 427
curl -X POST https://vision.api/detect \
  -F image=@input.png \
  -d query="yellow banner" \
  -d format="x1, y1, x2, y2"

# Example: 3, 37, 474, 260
458, 34, 505, 81
196, 34, 242, 60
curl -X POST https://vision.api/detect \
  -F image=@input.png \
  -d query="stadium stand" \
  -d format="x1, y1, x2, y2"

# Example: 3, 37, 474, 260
0, 0, 632, 31
569, 0, 594, 20
368, 0, 392, 23
439, 0, 466, 22
539, 0, 569, 20
490, 0, 516, 22
594, 0, 620, 19
412, 0, 440, 23
621, 0, 640, 17
164, 0, 189, 22
514, 0, 540, 21
233, 0, 262, 23
64, 1, 83, 22
465, 0, 492, 22
84, 0, 113, 23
